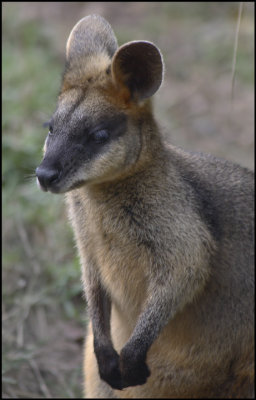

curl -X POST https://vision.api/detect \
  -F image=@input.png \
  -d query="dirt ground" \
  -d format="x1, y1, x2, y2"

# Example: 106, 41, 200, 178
2, 2, 254, 398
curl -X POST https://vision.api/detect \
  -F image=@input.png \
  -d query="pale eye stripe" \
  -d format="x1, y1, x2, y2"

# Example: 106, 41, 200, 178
55, 90, 85, 126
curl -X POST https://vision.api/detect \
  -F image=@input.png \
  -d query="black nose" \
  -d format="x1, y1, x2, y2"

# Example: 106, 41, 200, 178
36, 165, 60, 191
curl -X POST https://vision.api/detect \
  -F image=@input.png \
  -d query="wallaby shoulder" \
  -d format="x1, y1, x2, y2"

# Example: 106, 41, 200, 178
164, 144, 254, 241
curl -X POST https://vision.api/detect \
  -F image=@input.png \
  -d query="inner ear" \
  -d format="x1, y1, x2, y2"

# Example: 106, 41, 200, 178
111, 41, 164, 101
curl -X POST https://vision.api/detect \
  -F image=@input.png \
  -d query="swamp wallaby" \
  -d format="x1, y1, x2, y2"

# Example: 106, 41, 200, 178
36, 15, 254, 398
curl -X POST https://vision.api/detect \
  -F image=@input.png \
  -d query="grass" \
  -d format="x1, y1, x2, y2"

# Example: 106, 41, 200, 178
2, 4, 85, 398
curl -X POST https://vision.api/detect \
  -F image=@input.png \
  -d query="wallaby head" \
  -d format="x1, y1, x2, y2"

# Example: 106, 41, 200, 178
36, 14, 163, 193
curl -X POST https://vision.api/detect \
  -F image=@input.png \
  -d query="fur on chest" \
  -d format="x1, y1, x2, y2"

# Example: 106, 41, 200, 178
67, 189, 151, 315
91, 208, 150, 318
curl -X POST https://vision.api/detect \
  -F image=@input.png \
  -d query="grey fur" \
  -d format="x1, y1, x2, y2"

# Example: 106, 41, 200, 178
36, 15, 254, 398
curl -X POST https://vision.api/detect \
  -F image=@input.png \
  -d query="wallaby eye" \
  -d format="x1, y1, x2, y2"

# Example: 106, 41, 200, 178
92, 130, 109, 144
48, 124, 54, 136
43, 120, 54, 135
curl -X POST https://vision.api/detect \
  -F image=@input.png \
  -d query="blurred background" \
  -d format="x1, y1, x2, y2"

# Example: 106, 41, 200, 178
2, 2, 254, 398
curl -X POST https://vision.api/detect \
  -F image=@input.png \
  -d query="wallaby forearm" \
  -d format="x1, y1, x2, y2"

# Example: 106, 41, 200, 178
121, 258, 210, 363
90, 287, 121, 389
84, 260, 123, 390
83, 260, 112, 347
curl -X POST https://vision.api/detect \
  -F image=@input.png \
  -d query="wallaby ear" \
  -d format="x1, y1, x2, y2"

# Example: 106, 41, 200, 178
111, 41, 164, 101
66, 14, 118, 64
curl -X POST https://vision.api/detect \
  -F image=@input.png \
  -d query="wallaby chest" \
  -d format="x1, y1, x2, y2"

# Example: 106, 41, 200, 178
68, 188, 150, 317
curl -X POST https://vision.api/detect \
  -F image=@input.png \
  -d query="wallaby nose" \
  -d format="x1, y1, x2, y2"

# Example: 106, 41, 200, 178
36, 165, 60, 192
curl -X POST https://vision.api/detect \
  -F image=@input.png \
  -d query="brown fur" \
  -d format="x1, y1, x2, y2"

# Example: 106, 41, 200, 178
36, 15, 254, 398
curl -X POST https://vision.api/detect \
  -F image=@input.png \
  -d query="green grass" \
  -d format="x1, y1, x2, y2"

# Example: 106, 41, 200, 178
2, 5, 85, 398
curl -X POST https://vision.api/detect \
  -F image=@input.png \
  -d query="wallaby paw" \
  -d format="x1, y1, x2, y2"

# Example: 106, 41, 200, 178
120, 348, 151, 388
96, 346, 123, 390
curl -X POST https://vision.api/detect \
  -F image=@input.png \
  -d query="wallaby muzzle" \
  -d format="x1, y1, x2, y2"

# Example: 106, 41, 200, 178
36, 160, 62, 193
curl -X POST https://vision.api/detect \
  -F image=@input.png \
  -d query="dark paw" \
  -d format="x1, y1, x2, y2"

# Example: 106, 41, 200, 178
95, 346, 123, 390
120, 348, 151, 388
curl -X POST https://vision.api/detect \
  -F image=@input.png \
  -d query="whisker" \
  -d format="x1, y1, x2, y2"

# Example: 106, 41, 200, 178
24, 173, 36, 180
24, 168, 37, 182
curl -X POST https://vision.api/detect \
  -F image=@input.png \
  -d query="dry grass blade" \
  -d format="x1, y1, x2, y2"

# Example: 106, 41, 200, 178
16, 218, 41, 275
231, 2, 243, 101
28, 359, 52, 398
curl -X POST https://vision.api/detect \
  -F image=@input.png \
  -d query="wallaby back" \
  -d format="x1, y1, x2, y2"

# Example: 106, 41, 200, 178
36, 15, 254, 398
